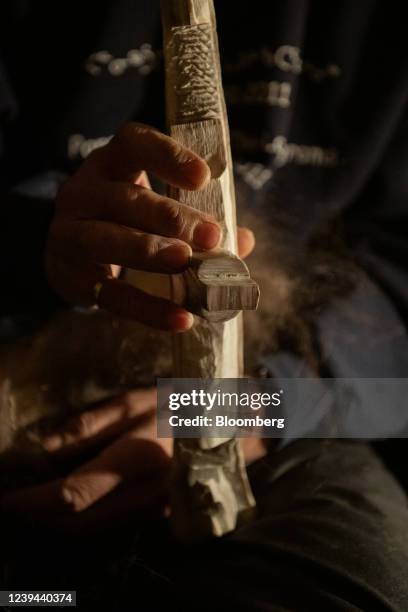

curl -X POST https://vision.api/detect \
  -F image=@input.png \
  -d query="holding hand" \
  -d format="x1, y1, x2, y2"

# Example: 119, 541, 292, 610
46, 123, 254, 332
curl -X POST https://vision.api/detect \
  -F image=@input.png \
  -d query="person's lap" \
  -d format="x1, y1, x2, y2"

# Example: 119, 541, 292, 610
2, 440, 408, 611
181, 439, 408, 611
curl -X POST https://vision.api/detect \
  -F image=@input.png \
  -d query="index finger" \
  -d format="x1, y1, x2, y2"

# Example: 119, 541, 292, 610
61, 433, 171, 513
91, 123, 211, 189
0, 436, 171, 518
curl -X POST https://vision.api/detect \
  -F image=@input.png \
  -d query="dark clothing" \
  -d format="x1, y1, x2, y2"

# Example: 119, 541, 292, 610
1, 2, 408, 610
0, 1, 408, 381
3, 440, 408, 611
2, 0, 408, 434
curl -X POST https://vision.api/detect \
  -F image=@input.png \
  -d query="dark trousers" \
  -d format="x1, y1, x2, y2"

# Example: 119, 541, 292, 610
2, 440, 408, 611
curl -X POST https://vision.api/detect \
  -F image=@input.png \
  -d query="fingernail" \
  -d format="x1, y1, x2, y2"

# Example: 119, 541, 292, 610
170, 310, 194, 331
193, 222, 221, 249
61, 486, 76, 510
160, 243, 192, 270
61, 485, 85, 512
183, 158, 211, 190
42, 434, 63, 452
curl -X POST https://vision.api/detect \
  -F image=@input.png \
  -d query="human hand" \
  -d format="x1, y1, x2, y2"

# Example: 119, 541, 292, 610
0, 387, 264, 534
46, 123, 255, 332
0, 388, 171, 533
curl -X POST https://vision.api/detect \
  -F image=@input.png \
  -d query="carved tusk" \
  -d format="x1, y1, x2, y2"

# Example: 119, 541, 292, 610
161, 0, 259, 541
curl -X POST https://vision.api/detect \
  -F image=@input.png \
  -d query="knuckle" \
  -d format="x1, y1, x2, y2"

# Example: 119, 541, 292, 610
62, 479, 93, 513
116, 122, 151, 147
121, 393, 140, 418
131, 122, 151, 137
71, 412, 94, 440
171, 141, 193, 165
161, 200, 187, 236
124, 184, 143, 207
139, 233, 160, 260
112, 183, 137, 210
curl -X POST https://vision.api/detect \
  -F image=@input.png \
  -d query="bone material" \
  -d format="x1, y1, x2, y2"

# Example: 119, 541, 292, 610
161, 0, 258, 541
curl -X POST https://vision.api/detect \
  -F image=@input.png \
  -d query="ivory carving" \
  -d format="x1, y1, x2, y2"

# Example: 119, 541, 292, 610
161, 0, 259, 541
